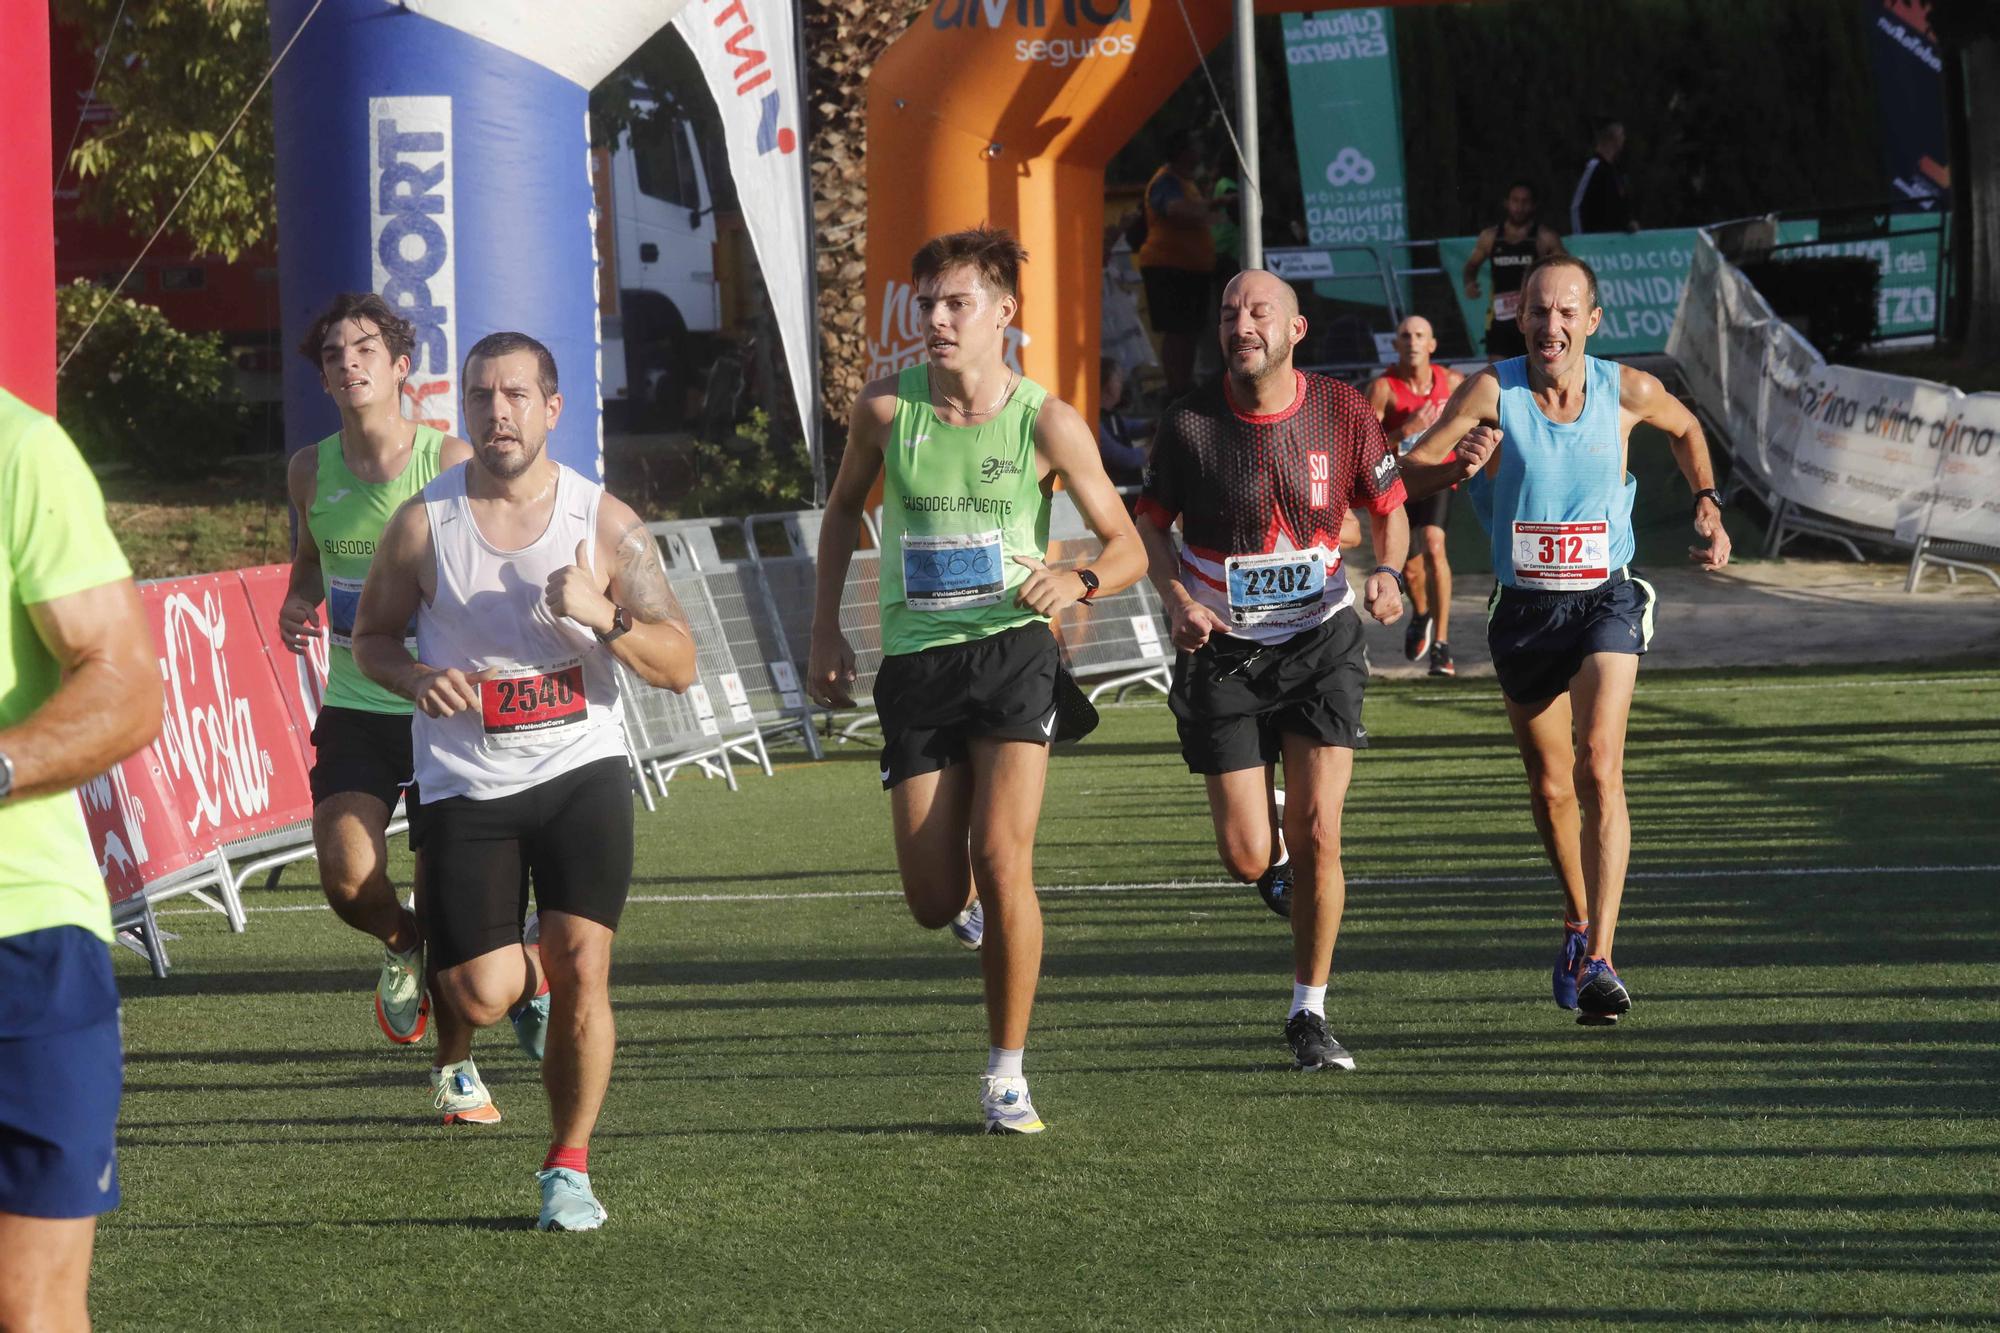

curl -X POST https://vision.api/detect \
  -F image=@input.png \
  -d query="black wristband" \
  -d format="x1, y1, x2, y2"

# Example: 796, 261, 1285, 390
1693, 487, 1724, 517
1371, 564, 1408, 593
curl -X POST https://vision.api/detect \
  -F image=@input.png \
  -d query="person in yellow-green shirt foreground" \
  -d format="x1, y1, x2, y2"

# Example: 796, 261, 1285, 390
0, 387, 161, 1332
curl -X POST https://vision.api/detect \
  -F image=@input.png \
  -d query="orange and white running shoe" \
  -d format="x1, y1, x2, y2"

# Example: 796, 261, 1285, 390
430, 1059, 502, 1125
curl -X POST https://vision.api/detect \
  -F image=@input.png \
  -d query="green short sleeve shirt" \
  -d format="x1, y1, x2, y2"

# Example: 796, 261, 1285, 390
0, 390, 135, 943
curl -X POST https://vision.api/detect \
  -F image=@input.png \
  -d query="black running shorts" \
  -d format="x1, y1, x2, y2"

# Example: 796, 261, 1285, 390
1404, 485, 1451, 532
874, 622, 1059, 790
1486, 567, 1657, 704
309, 706, 416, 810
1168, 607, 1369, 775
407, 756, 634, 970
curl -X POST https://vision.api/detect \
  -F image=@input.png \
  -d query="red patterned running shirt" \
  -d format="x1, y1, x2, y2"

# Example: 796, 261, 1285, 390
1138, 369, 1406, 645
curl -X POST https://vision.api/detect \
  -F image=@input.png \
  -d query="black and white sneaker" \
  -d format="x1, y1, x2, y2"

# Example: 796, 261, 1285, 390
1255, 858, 1292, 918
1428, 641, 1455, 677
1404, 610, 1434, 661
1284, 1011, 1356, 1072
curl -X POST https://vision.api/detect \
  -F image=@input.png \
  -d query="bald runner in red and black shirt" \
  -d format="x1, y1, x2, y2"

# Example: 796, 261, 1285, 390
1138, 370, 1406, 645
1135, 268, 1410, 1076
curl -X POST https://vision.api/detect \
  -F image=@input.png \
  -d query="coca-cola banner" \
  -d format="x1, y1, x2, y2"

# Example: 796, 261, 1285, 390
237, 564, 329, 767
143, 574, 316, 845
74, 751, 204, 907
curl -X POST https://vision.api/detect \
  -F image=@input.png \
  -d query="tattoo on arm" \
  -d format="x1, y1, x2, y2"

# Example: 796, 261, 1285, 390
613, 520, 689, 628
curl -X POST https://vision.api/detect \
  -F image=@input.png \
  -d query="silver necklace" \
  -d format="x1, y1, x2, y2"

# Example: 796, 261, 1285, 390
930, 367, 1015, 419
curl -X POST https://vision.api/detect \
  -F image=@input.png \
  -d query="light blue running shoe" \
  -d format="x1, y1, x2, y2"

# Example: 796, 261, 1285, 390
948, 899, 984, 950
510, 992, 550, 1062
536, 1167, 607, 1232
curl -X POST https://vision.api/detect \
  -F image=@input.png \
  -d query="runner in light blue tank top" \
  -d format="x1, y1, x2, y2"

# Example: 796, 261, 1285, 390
1393, 254, 1733, 1032
1471, 354, 1636, 591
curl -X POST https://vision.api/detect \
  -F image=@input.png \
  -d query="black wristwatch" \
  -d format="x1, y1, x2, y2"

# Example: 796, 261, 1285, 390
1692, 487, 1724, 517
1075, 568, 1100, 604
1372, 564, 1408, 594
596, 606, 633, 644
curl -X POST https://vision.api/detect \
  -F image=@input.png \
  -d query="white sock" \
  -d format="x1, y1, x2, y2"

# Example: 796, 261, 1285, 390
1289, 982, 1326, 1019
985, 1046, 1024, 1080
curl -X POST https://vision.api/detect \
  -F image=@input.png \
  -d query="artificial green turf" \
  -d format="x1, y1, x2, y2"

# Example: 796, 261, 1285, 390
98, 664, 2000, 1330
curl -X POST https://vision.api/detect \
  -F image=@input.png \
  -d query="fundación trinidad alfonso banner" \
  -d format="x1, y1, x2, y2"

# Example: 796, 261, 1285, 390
1280, 9, 1407, 306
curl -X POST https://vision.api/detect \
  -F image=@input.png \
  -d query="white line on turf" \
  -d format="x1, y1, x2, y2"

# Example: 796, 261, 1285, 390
152, 861, 2000, 917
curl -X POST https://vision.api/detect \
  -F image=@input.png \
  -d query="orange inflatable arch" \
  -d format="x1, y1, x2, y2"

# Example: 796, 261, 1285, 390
863, 0, 1434, 427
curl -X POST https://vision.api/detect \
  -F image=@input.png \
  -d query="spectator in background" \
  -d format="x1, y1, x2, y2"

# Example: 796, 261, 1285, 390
1101, 219, 1159, 382
1571, 119, 1639, 234
1136, 133, 1222, 401
1462, 181, 1566, 360
1097, 357, 1153, 490
0, 388, 162, 1331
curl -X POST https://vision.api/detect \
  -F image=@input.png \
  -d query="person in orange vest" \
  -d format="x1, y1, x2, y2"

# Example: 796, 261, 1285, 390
1136, 133, 1223, 401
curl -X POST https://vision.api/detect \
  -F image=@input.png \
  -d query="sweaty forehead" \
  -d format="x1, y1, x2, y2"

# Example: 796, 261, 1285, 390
1227, 276, 1297, 317
919, 265, 992, 301
323, 319, 383, 352
467, 351, 541, 388
1526, 267, 1591, 305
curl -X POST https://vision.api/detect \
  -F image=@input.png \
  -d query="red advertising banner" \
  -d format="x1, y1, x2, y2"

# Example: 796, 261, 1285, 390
143, 573, 316, 846
74, 750, 206, 907
237, 564, 329, 766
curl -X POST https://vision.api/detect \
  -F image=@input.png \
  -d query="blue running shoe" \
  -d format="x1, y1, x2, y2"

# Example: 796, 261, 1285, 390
1576, 958, 1632, 1026
510, 990, 550, 1062
1256, 857, 1292, 918
948, 899, 984, 950
1553, 922, 1590, 1010
536, 1167, 608, 1232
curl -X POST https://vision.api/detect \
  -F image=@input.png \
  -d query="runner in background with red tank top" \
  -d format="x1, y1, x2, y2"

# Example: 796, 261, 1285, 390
1367, 317, 1463, 675
1460, 181, 1566, 360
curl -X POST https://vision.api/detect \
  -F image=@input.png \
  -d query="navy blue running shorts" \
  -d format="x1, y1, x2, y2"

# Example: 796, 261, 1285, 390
309, 705, 416, 812
0, 928, 123, 1219
1486, 567, 1657, 704
1168, 606, 1369, 775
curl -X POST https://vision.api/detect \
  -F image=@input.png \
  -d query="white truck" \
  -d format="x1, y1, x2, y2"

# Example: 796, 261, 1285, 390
595, 106, 725, 430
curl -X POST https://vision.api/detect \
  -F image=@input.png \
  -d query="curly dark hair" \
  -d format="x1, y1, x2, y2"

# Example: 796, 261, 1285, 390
298, 292, 417, 373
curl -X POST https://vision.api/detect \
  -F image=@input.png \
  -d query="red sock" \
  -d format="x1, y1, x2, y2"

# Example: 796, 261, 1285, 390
543, 1143, 588, 1174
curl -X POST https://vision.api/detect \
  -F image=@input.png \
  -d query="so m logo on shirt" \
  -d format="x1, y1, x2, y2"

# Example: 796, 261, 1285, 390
1308, 450, 1330, 508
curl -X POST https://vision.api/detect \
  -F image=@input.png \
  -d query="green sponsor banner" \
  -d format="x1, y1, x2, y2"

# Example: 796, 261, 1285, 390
1282, 9, 1405, 305
1440, 228, 1700, 358
1440, 216, 1946, 358
1773, 214, 1946, 339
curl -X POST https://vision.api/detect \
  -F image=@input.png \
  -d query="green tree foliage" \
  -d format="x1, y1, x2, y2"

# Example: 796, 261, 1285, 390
55, 0, 273, 261
55, 280, 247, 477
680, 409, 814, 518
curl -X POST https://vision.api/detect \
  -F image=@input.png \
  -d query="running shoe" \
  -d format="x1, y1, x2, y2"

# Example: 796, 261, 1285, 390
979, 1075, 1046, 1135
1576, 958, 1632, 1026
1428, 641, 1456, 677
430, 1059, 501, 1125
375, 943, 429, 1045
1284, 1010, 1356, 1072
1553, 922, 1590, 1010
949, 899, 985, 950
1256, 857, 1293, 919
1403, 610, 1434, 661
511, 991, 550, 1062
536, 1167, 608, 1232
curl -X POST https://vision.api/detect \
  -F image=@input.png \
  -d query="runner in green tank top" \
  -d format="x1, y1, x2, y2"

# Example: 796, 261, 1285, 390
278, 295, 477, 1076
810, 228, 1146, 1134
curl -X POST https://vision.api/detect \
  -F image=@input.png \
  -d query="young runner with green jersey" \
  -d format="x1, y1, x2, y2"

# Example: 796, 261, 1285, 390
0, 389, 161, 1331
810, 228, 1147, 1134
278, 295, 477, 1099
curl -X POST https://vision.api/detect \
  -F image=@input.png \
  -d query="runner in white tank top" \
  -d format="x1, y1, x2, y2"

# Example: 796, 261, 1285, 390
353, 332, 695, 1232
